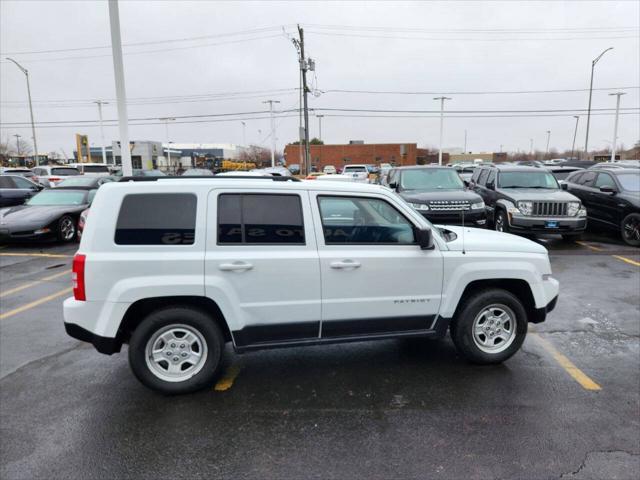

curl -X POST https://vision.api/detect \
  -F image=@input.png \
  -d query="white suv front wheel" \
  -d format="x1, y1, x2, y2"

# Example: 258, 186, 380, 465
450, 289, 528, 364
128, 307, 225, 394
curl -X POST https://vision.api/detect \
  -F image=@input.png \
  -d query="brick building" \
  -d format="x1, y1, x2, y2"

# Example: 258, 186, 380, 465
283, 142, 449, 170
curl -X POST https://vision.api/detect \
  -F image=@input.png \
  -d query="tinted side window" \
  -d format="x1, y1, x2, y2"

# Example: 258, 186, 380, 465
471, 169, 481, 183
115, 193, 196, 245
387, 169, 398, 186
217, 194, 305, 245
0, 177, 15, 188
487, 170, 496, 186
12, 177, 34, 188
577, 171, 597, 186
318, 196, 415, 245
594, 173, 615, 188
477, 169, 490, 186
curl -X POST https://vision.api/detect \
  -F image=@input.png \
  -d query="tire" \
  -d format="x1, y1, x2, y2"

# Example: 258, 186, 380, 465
56, 215, 76, 243
450, 289, 528, 364
494, 210, 509, 233
128, 306, 225, 394
561, 233, 582, 242
621, 213, 640, 247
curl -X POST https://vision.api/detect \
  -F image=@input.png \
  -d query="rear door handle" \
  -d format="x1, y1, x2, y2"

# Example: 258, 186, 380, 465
330, 260, 361, 269
219, 261, 253, 272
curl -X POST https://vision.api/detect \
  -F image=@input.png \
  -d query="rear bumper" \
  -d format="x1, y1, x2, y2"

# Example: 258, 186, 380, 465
509, 214, 586, 234
64, 322, 121, 355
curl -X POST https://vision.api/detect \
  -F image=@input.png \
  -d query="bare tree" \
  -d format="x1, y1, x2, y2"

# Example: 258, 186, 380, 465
0, 137, 15, 163
14, 137, 33, 156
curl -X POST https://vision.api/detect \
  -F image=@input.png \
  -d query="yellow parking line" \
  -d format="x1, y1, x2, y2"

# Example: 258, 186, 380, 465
575, 241, 603, 252
530, 333, 601, 391
0, 269, 71, 298
0, 252, 72, 258
214, 364, 241, 391
612, 255, 640, 267
0, 287, 72, 320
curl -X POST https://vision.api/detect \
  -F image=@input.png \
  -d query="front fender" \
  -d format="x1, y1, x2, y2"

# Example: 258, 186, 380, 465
439, 252, 549, 318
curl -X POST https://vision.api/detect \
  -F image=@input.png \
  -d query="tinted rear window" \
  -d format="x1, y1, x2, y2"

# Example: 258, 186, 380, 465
51, 168, 80, 176
218, 194, 304, 244
83, 165, 109, 173
115, 193, 197, 245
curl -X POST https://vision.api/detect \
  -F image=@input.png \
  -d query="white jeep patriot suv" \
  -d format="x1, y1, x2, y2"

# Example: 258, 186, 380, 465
63, 176, 559, 394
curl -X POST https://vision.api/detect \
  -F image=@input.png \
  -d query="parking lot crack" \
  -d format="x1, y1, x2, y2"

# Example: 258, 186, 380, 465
559, 450, 640, 479
0, 343, 83, 381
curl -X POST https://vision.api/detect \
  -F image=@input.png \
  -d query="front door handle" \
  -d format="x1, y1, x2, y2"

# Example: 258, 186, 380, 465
330, 260, 361, 269
219, 261, 253, 272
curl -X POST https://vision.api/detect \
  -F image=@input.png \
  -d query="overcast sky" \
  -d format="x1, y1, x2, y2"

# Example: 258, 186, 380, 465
1, 0, 638, 157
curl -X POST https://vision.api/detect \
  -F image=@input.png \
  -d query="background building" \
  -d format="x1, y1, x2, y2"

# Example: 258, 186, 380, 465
283, 142, 447, 170
448, 152, 508, 163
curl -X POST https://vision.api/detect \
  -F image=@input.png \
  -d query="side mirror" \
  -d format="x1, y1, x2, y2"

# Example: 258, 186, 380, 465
415, 227, 434, 250
600, 185, 616, 194
463, 180, 470, 187
561, 183, 568, 190
389, 181, 398, 190
486, 181, 495, 190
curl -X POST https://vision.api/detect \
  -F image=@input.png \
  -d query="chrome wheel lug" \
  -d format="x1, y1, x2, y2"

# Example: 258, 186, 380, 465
171, 343, 176, 348
180, 344, 185, 349
166, 351, 172, 356
181, 352, 187, 358
173, 356, 179, 362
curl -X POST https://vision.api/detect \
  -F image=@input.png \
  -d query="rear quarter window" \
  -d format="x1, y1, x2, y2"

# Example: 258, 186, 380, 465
51, 168, 80, 176
83, 165, 109, 173
115, 193, 197, 245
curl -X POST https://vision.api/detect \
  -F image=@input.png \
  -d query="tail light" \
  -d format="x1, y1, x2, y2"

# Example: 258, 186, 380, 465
49, 177, 61, 183
72, 254, 86, 301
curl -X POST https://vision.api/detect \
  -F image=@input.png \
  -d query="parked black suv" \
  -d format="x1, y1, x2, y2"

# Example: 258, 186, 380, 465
470, 165, 586, 240
383, 166, 486, 225
563, 168, 640, 247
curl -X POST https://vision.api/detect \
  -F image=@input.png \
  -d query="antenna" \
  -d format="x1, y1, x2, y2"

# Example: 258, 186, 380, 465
461, 205, 466, 255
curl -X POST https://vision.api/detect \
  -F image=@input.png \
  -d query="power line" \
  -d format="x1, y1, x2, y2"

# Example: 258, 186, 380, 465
0, 25, 296, 56
303, 23, 639, 33
305, 30, 639, 42
322, 86, 640, 96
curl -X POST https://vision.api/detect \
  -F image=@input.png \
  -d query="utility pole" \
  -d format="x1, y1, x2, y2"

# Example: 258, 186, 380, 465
241, 121, 246, 147
499, 144, 504, 153
160, 117, 175, 170
263, 100, 280, 168
584, 47, 614, 159
433, 96, 451, 166
317, 114, 324, 142
545, 130, 551, 156
292, 25, 311, 175
464, 129, 467, 153
13, 134, 21, 156
108, 0, 132, 176
609, 92, 625, 162
6, 58, 39, 166
570, 116, 580, 160
529, 138, 534, 155
94, 100, 109, 164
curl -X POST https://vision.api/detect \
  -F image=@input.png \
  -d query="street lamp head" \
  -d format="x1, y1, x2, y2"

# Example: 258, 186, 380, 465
592, 47, 614, 65
608, 92, 626, 97
6, 57, 28, 75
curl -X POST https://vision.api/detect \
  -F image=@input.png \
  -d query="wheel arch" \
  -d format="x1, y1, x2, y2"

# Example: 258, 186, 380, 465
117, 296, 233, 346
451, 279, 538, 323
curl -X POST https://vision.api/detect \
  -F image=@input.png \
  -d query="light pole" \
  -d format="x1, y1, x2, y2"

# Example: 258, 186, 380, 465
160, 117, 176, 171
584, 47, 614, 158
93, 100, 109, 164
263, 100, 280, 167
570, 116, 580, 160
609, 92, 626, 162
529, 138, 534, 156
464, 129, 468, 153
108, 0, 133, 176
434, 96, 452, 166
6, 58, 39, 166
241, 121, 247, 169
13, 134, 21, 156
316, 114, 324, 142
545, 130, 551, 156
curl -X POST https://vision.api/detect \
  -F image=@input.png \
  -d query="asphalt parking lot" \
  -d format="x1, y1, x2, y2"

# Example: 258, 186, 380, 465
1, 233, 639, 480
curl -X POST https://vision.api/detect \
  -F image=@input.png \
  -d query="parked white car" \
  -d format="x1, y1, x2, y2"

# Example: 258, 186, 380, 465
67, 163, 111, 177
31, 165, 80, 188
323, 165, 337, 174
342, 164, 370, 183
64, 176, 559, 394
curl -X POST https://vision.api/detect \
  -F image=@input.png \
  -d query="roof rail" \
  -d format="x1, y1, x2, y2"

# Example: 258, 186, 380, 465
118, 175, 301, 182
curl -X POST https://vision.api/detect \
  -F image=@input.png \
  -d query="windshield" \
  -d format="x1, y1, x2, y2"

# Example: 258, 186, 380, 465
27, 190, 87, 206
498, 171, 559, 189
183, 169, 213, 176
83, 165, 109, 173
400, 168, 464, 190
143, 170, 166, 177
617, 173, 640, 192
51, 168, 80, 176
